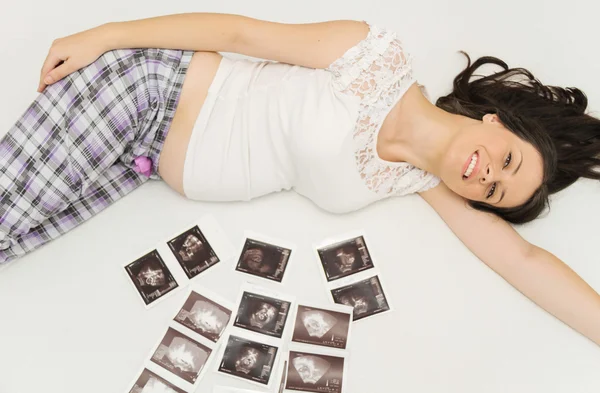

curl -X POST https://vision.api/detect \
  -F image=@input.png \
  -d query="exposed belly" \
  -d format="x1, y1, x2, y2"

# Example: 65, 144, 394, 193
157, 51, 223, 196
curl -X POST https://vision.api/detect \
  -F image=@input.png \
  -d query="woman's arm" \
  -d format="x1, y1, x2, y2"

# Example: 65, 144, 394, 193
102, 13, 244, 52
37, 13, 247, 92
103, 13, 367, 68
419, 182, 600, 346
39, 13, 367, 91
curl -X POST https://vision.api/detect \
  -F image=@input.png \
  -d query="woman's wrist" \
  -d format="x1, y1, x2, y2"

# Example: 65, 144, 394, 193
94, 22, 122, 51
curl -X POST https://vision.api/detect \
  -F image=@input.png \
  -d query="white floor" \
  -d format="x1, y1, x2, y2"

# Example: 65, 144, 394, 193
1, 1, 599, 393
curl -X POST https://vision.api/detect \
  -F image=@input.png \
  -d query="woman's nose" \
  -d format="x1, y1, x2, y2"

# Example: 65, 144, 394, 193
480, 165, 493, 184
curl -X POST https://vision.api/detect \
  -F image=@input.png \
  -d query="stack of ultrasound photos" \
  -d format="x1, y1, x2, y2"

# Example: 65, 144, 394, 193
212, 282, 354, 393
214, 283, 294, 390
123, 215, 236, 310
314, 231, 392, 322
122, 215, 392, 393
127, 286, 235, 392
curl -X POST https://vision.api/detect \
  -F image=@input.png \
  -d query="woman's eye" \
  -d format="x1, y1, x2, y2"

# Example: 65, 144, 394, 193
487, 183, 497, 199
503, 152, 512, 168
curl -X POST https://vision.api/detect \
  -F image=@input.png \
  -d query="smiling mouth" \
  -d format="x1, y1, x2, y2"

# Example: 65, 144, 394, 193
462, 151, 479, 180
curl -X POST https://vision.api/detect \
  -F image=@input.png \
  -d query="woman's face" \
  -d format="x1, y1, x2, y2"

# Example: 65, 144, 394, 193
440, 114, 544, 208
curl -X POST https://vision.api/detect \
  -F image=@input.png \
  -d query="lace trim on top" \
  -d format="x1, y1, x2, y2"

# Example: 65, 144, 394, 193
326, 21, 441, 195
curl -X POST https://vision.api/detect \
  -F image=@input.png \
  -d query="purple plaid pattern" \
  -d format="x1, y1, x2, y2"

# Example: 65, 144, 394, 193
0, 48, 193, 264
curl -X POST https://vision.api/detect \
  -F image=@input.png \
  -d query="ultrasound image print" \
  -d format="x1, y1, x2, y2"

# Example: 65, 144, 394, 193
150, 327, 212, 384
234, 291, 291, 338
236, 238, 291, 282
331, 276, 390, 321
285, 351, 344, 393
167, 225, 220, 279
218, 335, 278, 385
317, 236, 374, 282
292, 306, 351, 349
128, 368, 186, 393
174, 291, 232, 342
125, 250, 178, 306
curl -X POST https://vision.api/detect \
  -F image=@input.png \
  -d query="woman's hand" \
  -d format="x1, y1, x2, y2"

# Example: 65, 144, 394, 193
37, 24, 113, 93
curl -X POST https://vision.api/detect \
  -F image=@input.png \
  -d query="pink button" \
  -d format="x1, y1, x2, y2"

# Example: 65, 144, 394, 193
133, 156, 153, 177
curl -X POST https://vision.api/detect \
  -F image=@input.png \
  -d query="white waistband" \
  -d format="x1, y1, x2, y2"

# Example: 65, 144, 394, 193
182, 56, 235, 199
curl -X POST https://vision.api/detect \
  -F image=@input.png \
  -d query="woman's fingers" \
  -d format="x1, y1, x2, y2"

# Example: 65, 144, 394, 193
37, 47, 66, 92
38, 62, 71, 93
36, 27, 111, 93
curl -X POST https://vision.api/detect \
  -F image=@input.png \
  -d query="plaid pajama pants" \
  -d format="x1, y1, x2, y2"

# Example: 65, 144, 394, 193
0, 48, 194, 264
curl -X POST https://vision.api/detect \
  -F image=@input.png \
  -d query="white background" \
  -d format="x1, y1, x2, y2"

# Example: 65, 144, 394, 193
1, 0, 599, 392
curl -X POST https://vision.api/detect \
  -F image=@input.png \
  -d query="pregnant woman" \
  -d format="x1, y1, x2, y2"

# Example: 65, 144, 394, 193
2, 13, 599, 345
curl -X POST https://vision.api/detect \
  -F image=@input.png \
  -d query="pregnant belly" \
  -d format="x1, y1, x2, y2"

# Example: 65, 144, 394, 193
157, 51, 223, 196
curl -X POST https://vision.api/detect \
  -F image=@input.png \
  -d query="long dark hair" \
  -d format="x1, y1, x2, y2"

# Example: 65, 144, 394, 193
436, 52, 600, 224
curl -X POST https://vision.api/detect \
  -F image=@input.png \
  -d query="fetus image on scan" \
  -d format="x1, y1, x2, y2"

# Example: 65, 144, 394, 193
168, 226, 219, 279
126, 251, 178, 306
250, 302, 278, 329
178, 234, 204, 262
241, 247, 272, 273
236, 239, 291, 282
137, 261, 167, 288
301, 310, 338, 338
151, 328, 212, 384
164, 337, 207, 374
318, 236, 373, 282
133, 369, 187, 393
219, 336, 276, 384
190, 300, 229, 335
235, 346, 260, 374
334, 247, 357, 274
338, 294, 369, 316
140, 377, 180, 393
292, 355, 331, 384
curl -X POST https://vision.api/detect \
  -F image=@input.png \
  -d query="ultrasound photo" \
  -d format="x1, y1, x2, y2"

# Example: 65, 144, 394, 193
167, 225, 220, 279
236, 238, 291, 282
331, 276, 390, 321
317, 236, 374, 282
234, 291, 291, 338
285, 351, 345, 393
218, 335, 278, 385
174, 291, 232, 342
125, 250, 178, 306
150, 327, 212, 384
292, 306, 351, 349
128, 368, 186, 393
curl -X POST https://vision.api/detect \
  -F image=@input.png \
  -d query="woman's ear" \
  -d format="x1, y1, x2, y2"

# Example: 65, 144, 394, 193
482, 113, 499, 123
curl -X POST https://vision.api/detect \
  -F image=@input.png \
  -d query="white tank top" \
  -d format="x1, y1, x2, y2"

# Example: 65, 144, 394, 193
182, 21, 440, 213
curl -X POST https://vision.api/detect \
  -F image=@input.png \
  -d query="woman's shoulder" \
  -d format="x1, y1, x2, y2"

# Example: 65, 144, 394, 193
325, 20, 415, 100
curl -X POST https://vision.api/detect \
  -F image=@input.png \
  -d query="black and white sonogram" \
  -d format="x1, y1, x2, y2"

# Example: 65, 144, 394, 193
174, 291, 232, 342
218, 335, 278, 385
331, 276, 390, 321
317, 236, 374, 282
128, 368, 186, 393
125, 250, 178, 306
285, 351, 344, 393
236, 238, 291, 282
150, 327, 212, 384
292, 306, 351, 349
234, 291, 291, 338
167, 225, 220, 279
